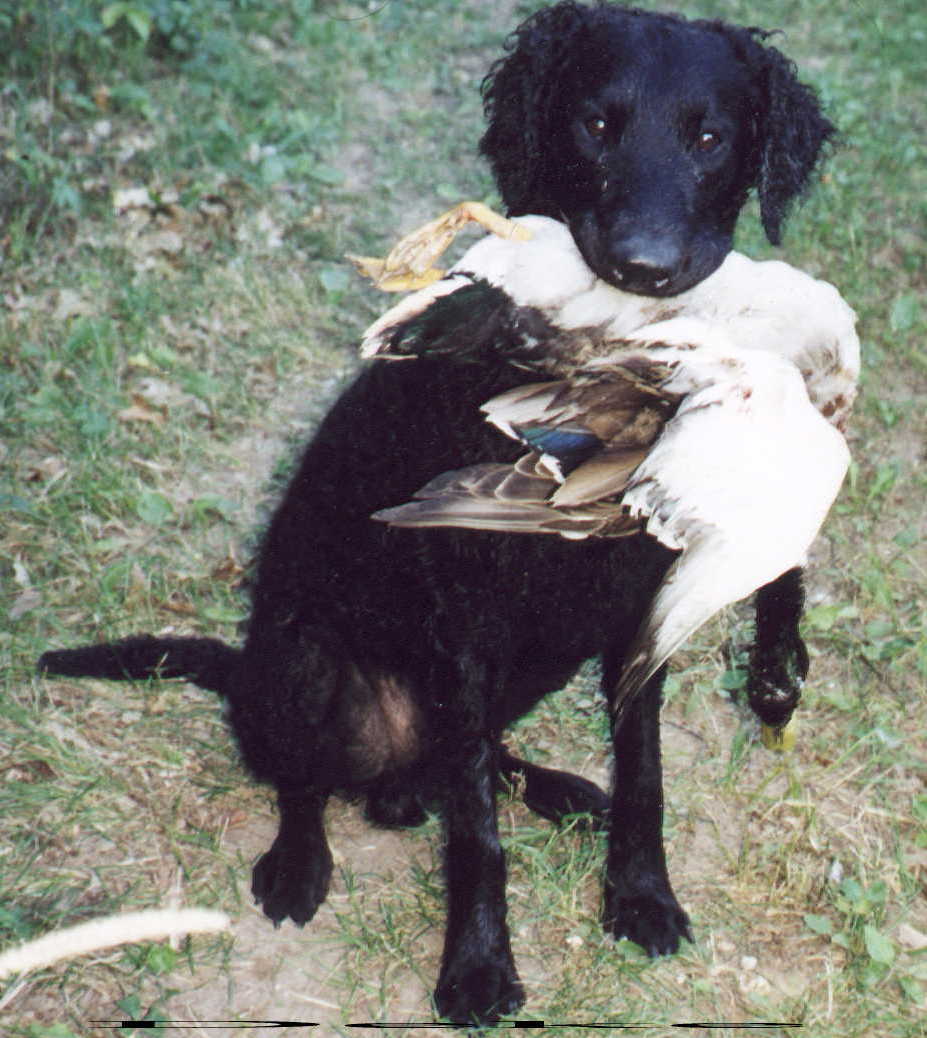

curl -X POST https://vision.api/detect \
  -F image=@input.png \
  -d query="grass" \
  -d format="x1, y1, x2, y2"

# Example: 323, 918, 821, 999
1, 0, 925, 1035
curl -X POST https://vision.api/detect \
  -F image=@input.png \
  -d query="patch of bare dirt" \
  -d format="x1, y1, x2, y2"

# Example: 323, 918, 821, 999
164, 802, 440, 1032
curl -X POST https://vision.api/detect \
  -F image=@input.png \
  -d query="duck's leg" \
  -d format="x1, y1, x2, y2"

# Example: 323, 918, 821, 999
747, 566, 808, 750
348, 201, 531, 292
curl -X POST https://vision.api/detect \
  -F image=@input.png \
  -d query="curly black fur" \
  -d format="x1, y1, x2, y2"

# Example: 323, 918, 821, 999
481, 2, 835, 291
39, 3, 833, 1025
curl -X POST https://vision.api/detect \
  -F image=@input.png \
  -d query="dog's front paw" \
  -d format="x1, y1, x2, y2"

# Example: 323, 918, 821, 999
251, 838, 333, 927
603, 879, 692, 957
434, 956, 524, 1025
746, 664, 804, 730
746, 636, 808, 729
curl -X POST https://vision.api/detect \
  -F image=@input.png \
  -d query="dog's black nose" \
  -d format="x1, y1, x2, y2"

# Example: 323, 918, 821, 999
610, 236, 684, 293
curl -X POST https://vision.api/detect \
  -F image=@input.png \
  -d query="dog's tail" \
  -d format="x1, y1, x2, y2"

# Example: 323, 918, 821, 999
37, 635, 238, 696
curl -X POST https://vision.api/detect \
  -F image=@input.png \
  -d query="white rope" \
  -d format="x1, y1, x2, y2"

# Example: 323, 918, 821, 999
0, 908, 230, 978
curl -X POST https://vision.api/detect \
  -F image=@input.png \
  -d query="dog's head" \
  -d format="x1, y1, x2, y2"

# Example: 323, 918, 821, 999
480, 2, 835, 297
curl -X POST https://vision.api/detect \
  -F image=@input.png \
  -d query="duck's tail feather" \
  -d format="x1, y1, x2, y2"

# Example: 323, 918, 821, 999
37, 635, 239, 696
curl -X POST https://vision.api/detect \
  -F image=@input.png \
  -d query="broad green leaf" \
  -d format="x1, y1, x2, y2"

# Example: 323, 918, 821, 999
863, 925, 895, 965
319, 265, 350, 296
889, 293, 921, 333
136, 490, 174, 525
804, 913, 833, 936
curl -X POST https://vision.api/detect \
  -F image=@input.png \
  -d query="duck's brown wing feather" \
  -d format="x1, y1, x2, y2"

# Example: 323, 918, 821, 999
372, 453, 641, 539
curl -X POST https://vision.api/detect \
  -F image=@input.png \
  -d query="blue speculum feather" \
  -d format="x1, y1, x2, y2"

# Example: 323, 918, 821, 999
515, 425, 602, 474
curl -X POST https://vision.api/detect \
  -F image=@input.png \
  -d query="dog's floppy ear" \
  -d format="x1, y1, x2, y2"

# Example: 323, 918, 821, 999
480, 1, 590, 217
743, 30, 836, 245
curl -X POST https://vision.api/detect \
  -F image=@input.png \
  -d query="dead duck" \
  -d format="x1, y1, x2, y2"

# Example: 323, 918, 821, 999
361, 214, 857, 431
358, 213, 859, 727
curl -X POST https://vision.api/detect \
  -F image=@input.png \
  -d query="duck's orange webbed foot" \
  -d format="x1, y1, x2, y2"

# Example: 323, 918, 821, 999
347, 201, 531, 292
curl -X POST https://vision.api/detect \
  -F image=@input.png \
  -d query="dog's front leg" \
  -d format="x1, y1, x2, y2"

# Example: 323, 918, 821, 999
602, 662, 692, 956
747, 567, 808, 743
434, 736, 524, 1024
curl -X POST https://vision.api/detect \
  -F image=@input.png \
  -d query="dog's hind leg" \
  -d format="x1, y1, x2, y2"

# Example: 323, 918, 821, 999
251, 788, 333, 927
365, 770, 429, 829
600, 659, 692, 956
499, 746, 609, 829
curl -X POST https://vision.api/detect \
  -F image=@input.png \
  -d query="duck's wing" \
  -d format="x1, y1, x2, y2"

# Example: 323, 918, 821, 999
373, 363, 677, 538
481, 364, 673, 493
605, 337, 851, 722
374, 320, 850, 724
373, 453, 627, 538
665, 251, 860, 431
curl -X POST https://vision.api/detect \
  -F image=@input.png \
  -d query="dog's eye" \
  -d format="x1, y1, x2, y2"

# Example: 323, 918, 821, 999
584, 116, 607, 139
696, 130, 722, 153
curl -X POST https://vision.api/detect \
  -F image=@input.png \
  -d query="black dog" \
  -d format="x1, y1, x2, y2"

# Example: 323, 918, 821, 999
482, 1, 832, 295
39, 3, 834, 1024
